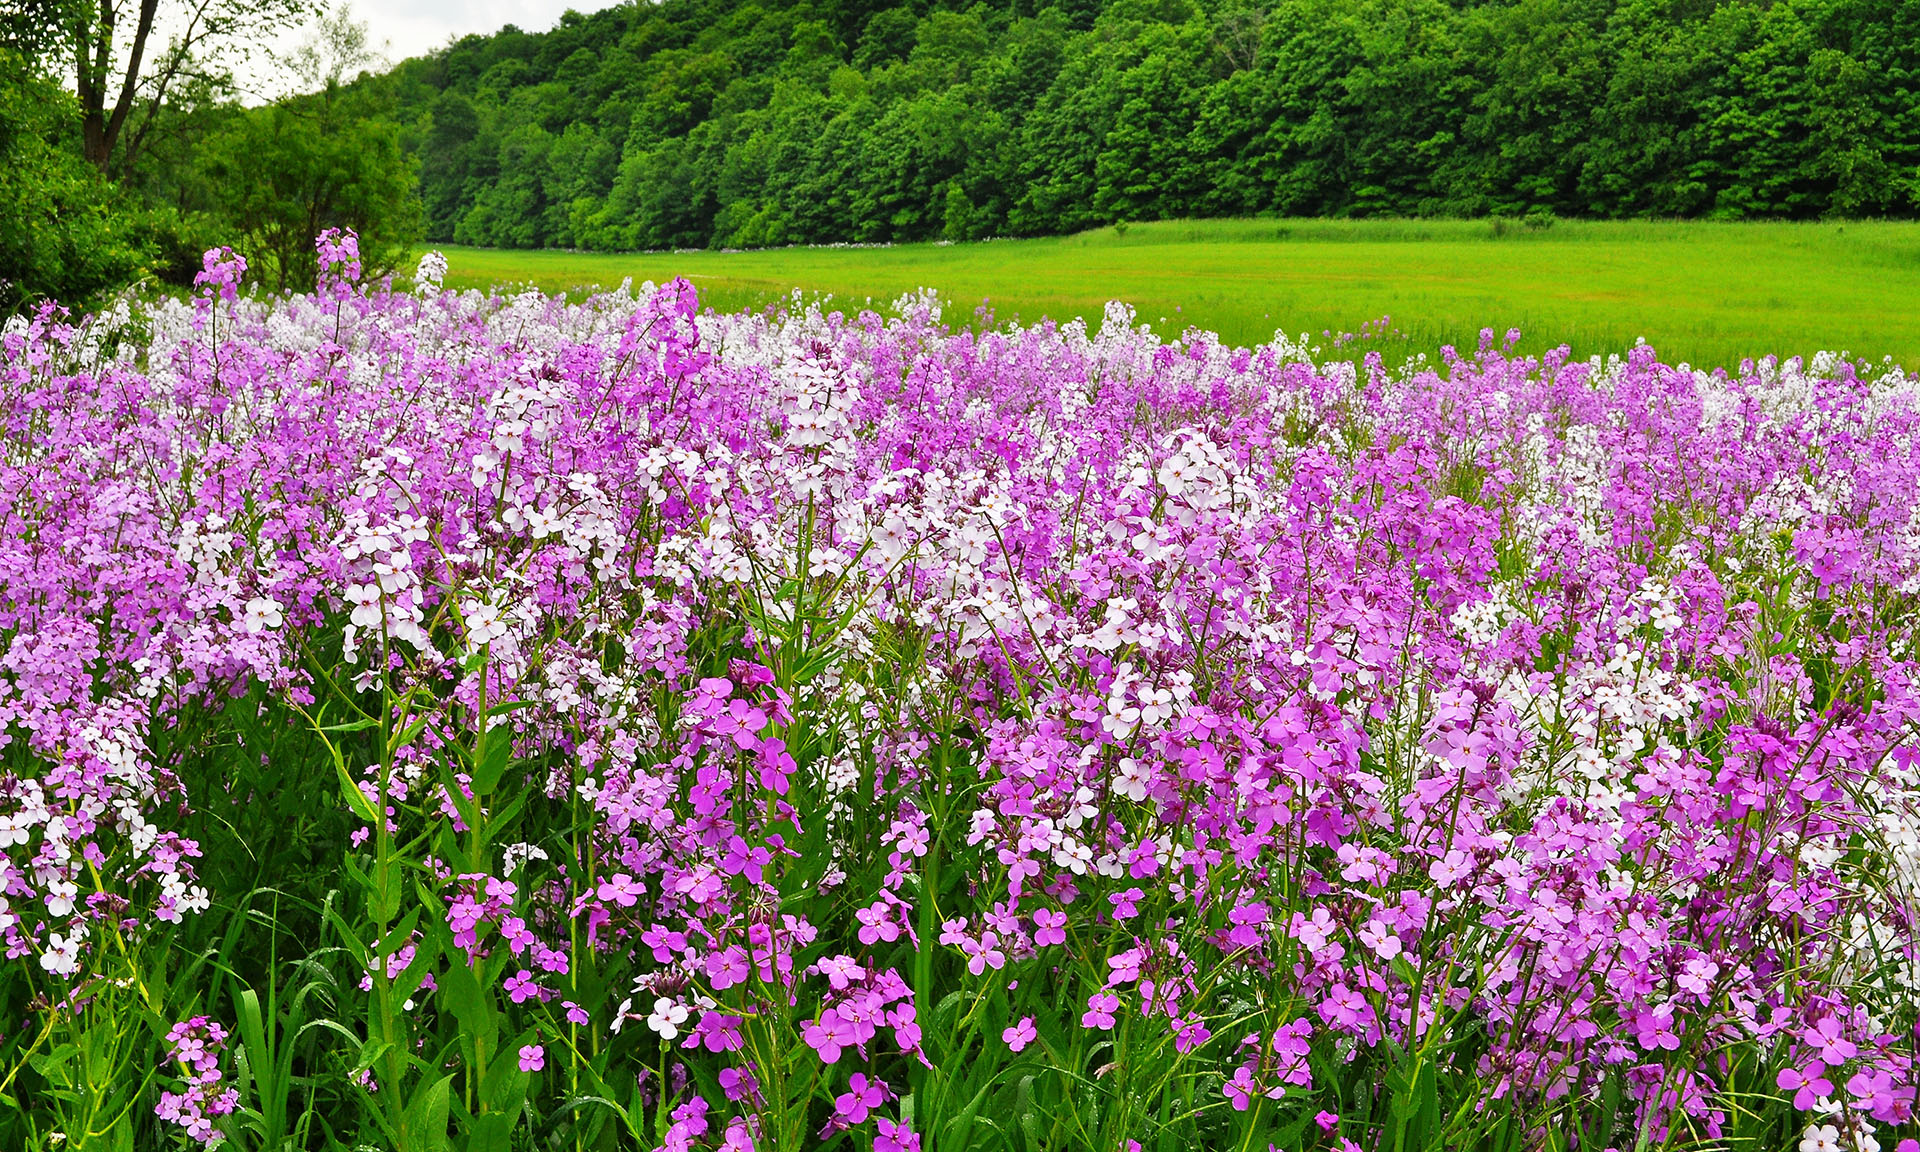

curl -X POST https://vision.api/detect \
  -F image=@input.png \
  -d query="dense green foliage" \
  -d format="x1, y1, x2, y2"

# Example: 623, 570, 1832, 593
0, 51, 152, 309
202, 84, 421, 292
0, 3, 419, 309
381, 0, 1920, 251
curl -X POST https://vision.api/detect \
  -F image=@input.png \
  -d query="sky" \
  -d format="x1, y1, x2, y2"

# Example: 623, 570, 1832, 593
236, 0, 623, 99
349, 0, 626, 66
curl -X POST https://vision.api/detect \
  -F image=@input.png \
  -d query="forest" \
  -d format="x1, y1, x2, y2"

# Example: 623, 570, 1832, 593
380, 0, 1920, 252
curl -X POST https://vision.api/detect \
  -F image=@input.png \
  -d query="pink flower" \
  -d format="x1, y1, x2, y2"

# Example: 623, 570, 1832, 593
889, 1002, 923, 1051
1172, 1012, 1212, 1054
819, 953, 867, 990
518, 1044, 544, 1072
1634, 1004, 1681, 1052
1777, 1063, 1833, 1111
961, 932, 1006, 976
804, 1008, 860, 1064
1223, 1065, 1257, 1111
504, 969, 541, 1003
1428, 849, 1472, 886
1082, 992, 1120, 1030
835, 1072, 888, 1124
856, 902, 900, 945
1804, 1017, 1858, 1065
1290, 908, 1339, 956
719, 1066, 760, 1103
596, 872, 643, 907
1356, 919, 1402, 960
875, 1117, 921, 1152
706, 945, 750, 990
1003, 1016, 1037, 1052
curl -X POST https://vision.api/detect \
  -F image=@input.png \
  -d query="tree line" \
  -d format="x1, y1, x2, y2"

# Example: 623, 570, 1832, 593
389, 0, 1920, 253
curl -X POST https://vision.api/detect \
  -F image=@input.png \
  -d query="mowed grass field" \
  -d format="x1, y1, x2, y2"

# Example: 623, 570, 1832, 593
437, 217, 1920, 370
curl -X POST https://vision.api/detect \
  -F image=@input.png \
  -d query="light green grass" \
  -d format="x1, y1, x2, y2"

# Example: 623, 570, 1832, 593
435, 217, 1920, 370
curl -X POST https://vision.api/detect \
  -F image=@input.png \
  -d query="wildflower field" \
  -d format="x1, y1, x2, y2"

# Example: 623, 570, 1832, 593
4, 235, 1920, 1152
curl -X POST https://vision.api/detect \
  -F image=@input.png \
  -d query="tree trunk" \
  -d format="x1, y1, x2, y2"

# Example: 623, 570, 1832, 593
72, 0, 163, 175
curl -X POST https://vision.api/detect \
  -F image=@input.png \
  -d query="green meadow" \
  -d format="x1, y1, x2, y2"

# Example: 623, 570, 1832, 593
437, 217, 1920, 370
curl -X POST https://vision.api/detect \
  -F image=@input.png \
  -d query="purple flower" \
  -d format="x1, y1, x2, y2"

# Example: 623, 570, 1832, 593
1222, 1065, 1257, 1111
875, 1117, 921, 1152
834, 1072, 888, 1124
1003, 1016, 1037, 1052
1082, 992, 1120, 1031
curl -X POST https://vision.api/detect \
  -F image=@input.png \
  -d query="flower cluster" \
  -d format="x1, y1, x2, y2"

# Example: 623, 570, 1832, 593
155, 1017, 238, 1146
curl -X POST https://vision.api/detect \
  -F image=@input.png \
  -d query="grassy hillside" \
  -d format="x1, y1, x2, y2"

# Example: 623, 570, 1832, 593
437, 217, 1920, 369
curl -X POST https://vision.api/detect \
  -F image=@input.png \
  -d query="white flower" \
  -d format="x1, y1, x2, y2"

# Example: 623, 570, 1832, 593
414, 250, 447, 292
43, 879, 78, 918
345, 583, 383, 629
1156, 454, 1192, 495
1101, 696, 1141, 739
491, 420, 527, 455
502, 842, 549, 874
1800, 1124, 1841, 1152
39, 930, 83, 977
646, 997, 689, 1040
242, 596, 283, 633
462, 601, 507, 650
525, 506, 561, 539
1138, 685, 1175, 727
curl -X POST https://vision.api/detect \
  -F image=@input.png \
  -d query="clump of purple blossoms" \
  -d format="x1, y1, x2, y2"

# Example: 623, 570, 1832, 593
156, 1017, 237, 1145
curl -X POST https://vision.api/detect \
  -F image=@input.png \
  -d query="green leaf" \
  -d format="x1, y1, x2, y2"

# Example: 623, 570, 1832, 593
481, 1035, 532, 1118
438, 960, 500, 1055
371, 855, 403, 923
467, 1112, 515, 1152
375, 908, 424, 957
318, 717, 381, 733
404, 1073, 454, 1152
355, 1038, 394, 1075
335, 758, 380, 823
325, 899, 371, 965
471, 731, 515, 795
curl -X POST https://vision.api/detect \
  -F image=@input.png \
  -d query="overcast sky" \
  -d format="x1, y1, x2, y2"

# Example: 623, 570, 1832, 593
352, 0, 627, 66
235, 0, 624, 98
